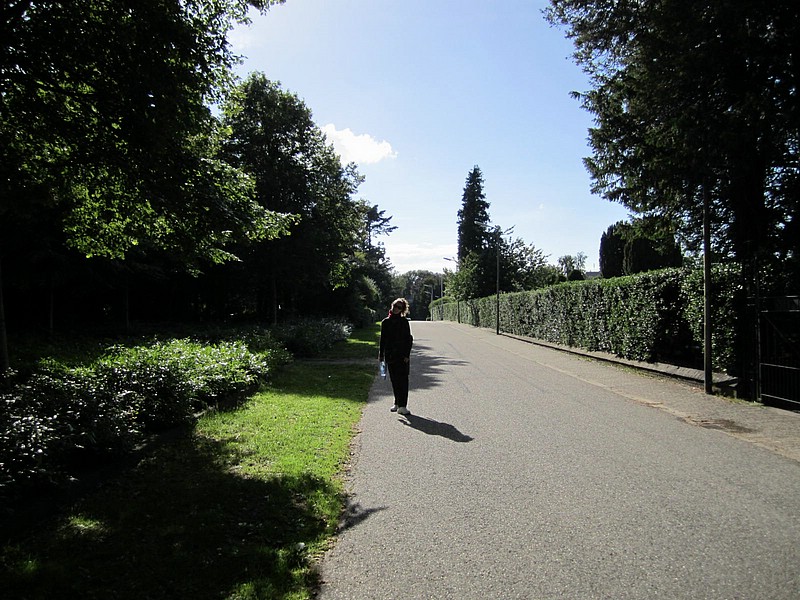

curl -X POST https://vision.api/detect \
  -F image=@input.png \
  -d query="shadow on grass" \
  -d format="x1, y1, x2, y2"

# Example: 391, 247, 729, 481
1, 431, 337, 599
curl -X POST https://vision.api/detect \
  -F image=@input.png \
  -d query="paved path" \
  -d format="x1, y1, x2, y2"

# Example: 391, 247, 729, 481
318, 322, 800, 599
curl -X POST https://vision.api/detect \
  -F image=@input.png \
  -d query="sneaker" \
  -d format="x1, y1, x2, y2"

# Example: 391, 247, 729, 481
398, 406, 410, 415
390, 405, 398, 412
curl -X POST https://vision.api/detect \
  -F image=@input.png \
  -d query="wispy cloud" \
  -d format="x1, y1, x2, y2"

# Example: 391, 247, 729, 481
383, 241, 458, 274
228, 27, 260, 52
322, 124, 397, 165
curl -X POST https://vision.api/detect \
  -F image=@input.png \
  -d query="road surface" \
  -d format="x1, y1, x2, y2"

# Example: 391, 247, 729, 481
318, 321, 800, 599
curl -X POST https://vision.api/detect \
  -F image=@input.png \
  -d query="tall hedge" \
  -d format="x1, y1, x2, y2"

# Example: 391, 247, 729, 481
432, 267, 739, 373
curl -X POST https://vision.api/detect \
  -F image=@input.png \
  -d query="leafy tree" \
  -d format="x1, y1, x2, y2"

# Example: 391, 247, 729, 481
2, 0, 286, 261
546, 0, 800, 391
0, 0, 288, 372
457, 166, 491, 262
601, 218, 683, 277
557, 253, 586, 280
335, 200, 397, 324
445, 253, 483, 302
364, 203, 397, 249
220, 73, 365, 321
501, 237, 558, 291
393, 270, 443, 320
623, 219, 683, 276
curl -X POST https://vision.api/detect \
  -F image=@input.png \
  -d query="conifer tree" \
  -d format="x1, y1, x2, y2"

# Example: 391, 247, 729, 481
456, 166, 490, 262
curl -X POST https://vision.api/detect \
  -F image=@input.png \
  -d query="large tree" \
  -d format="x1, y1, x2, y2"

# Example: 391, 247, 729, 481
220, 73, 365, 321
546, 0, 800, 390
457, 166, 491, 262
1, 0, 286, 260
546, 0, 799, 278
0, 0, 289, 371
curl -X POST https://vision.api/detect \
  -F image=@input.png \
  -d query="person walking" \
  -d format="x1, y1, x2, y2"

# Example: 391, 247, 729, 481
378, 298, 413, 415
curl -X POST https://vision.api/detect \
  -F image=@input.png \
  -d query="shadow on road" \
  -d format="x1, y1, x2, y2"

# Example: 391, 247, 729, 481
370, 338, 468, 404
407, 340, 469, 391
338, 500, 388, 532
399, 413, 473, 443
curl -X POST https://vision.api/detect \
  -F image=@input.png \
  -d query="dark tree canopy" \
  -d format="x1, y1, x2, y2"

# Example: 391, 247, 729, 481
600, 218, 682, 278
599, 222, 627, 278
457, 166, 490, 263
546, 0, 799, 294
219, 73, 365, 321
1, 0, 287, 263
0, 0, 290, 372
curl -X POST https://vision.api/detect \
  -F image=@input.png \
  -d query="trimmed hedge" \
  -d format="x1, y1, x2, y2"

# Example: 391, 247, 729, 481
432, 267, 739, 373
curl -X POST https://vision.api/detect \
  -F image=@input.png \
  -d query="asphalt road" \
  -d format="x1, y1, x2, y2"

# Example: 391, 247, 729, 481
318, 321, 800, 599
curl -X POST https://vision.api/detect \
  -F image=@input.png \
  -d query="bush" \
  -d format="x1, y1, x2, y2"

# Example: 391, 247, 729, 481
0, 361, 140, 487
95, 339, 276, 429
0, 334, 289, 490
272, 318, 352, 358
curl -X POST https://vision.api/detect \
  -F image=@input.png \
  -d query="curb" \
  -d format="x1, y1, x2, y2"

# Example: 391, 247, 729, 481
498, 331, 738, 389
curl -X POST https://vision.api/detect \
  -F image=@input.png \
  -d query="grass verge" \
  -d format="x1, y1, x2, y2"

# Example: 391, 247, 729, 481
0, 327, 378, 600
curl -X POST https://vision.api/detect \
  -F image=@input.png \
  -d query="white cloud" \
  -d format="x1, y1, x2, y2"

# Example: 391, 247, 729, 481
228, 27, 260, 52
321, 124, 397, 165
383, 241, 458, 274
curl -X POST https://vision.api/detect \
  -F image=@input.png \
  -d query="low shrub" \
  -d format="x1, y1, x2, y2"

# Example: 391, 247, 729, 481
0, 361, 140, 487
272, 318, 352, 357
0, 335, 289, 490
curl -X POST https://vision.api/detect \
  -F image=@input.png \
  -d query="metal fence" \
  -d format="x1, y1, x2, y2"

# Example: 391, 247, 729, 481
758, 296, 800, 408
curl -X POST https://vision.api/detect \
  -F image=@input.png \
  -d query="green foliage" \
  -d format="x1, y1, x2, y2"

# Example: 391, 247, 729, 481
600, 222, 627, 278
96, 340, 272, 429
546, 0, 799, 293
601, 218, 685, 283
340, 274, 380, 328
272, 318, 353, 358
393, 270, 444, 320
2, 1, 289, 264
218, 74, 367, 321
679, 265, 741, 373
457, 166, 490, 263
1, 361, 141, 485
1, 359, 371, 600
557, 253, 587, 280
0, 337, 289, 489
433, 268, 737, 372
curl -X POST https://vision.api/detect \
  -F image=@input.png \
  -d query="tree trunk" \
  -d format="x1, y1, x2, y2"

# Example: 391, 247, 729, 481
703, 184, 713, 395
0, 258, 10, 374
48, 272, 54, 336
730, 149, 767, 401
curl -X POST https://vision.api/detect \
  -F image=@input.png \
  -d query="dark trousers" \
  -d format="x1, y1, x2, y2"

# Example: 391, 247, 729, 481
387, 360, 410, 407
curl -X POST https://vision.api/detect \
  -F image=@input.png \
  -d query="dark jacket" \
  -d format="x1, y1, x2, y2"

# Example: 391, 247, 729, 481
379, 313, 413, 364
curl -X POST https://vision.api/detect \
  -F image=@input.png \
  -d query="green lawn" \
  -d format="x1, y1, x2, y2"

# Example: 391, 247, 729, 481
0, 326, 379, 600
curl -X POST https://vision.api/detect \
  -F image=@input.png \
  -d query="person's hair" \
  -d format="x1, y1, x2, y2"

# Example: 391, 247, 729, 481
392, 297, 409, 316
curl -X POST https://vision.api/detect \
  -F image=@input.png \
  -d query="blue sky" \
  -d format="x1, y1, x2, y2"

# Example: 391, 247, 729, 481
229, 0, 630, 274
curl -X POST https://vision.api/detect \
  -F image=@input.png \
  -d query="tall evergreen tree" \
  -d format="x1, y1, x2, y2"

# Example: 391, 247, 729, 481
600, 222, 628, 278
457, 166, 490, 262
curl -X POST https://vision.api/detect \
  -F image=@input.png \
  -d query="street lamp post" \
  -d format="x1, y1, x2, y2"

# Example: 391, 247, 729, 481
424, 284, 434, 320
496, 241, 500, 335
443, 257, 460, 323
495, 227, 514, 336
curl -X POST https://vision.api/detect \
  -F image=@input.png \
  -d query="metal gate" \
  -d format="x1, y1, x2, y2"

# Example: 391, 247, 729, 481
758, 296, 800, 408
